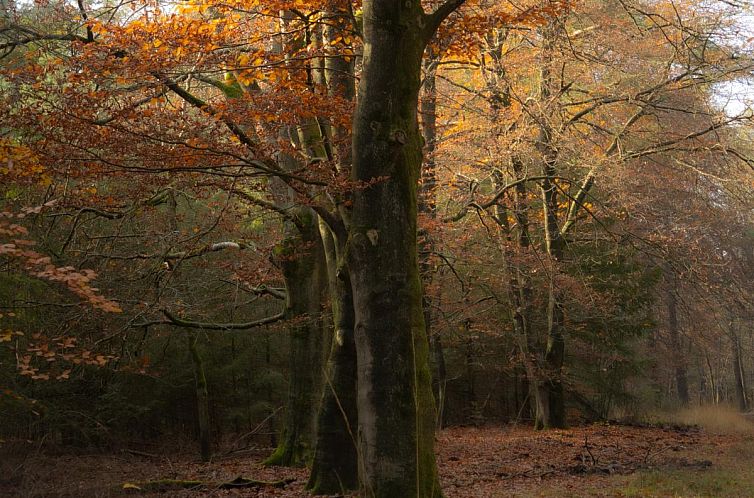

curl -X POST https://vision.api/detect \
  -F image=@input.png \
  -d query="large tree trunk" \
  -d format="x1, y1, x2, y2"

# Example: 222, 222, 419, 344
265, 211, 328, 467
347, 1, 450, 495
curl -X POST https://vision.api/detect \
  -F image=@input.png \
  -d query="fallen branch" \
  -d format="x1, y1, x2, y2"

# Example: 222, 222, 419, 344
220, 406, 284, 456
219, 476, 296, 489
122, 448, 159, 459
122, 479, 204, 492
122, 476, 296, 493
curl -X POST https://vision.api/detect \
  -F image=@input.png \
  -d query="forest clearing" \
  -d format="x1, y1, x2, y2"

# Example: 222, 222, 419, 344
2, 0, 754, 496
3, 409, 754, 497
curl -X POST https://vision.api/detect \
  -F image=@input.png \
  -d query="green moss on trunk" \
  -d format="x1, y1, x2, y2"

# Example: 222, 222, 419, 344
347, 1, 444, 495
265, 210, 328, 467
308, 228, 358, 494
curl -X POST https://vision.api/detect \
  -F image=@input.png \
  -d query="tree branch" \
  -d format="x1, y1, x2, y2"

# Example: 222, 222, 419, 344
155, 73, 262, 155
443, 175, 561, 222
76, 0, 94, 42
0, 32, 90, 52
424, 0, 467, 41
621, 120, 736, 161
152, 309, 286, 330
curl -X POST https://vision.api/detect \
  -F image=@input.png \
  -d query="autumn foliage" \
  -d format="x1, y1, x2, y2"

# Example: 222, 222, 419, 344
1, 0, 753, 495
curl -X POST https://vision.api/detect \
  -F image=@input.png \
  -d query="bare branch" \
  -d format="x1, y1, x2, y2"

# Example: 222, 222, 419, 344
151, 309, 286, 330
443, 176, 563, 222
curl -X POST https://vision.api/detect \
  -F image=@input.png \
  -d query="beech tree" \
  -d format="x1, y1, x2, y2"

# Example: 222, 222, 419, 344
2, 0, 472, 494
345, 1, 474, 494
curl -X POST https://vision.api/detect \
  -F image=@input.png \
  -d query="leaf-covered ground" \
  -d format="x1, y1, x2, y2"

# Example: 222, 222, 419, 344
2, 422, 752, 497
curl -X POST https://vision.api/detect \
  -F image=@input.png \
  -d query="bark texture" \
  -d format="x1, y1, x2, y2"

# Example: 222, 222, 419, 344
307, 224, 358, 494
265, 211, 328, 467
419, 48, 447, 428
347, 1, 445, 495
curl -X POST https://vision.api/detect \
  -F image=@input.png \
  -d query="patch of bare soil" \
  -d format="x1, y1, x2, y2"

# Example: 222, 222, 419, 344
0, 424, 739, 497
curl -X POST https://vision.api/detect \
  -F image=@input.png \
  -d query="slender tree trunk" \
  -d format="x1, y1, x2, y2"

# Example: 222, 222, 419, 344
731, 329, 749, 412
307, 224, 359, 494
419, 47, 447, 429
265, 331, 278, 447
534, 279, 566, 429
188, 333, 211, 462
307, 4, 360, 491
430, 333, 448, 428
667, 289, 690, 406
464, 327, 483, 425
697, 359, 707, 406
533, 21, 566, 430
497, 158, 541, 425
348, 1, 449, 495
705, 352, 718, 405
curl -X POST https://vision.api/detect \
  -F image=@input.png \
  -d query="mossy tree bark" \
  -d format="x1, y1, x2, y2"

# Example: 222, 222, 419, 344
307, 4, 359, 492
307, 223, 358, 494
347, 1, 465, 496
265, 13, 333, 462
265, 210, 328, 467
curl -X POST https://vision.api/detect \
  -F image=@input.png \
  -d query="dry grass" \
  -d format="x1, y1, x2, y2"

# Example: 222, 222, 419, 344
664, 404, 754, 434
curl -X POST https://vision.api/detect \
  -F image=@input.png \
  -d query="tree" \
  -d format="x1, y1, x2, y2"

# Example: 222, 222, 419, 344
435, 0, 754, 428
345, 1, 470, 494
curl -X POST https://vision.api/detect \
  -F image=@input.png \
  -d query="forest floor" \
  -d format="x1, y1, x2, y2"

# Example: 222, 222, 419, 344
2, 410, 754, 497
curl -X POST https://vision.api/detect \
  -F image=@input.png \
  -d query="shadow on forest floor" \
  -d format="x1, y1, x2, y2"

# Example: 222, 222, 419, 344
2, 416, 753, 497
